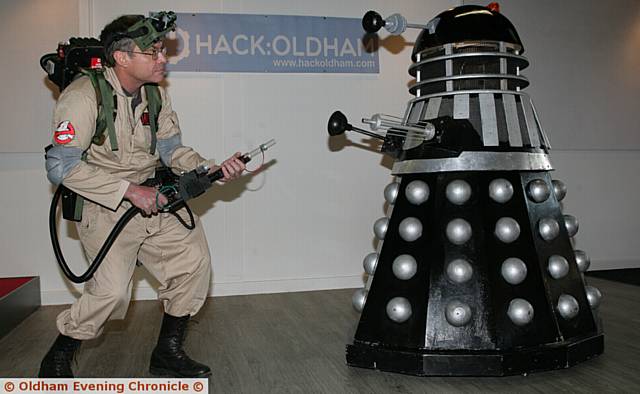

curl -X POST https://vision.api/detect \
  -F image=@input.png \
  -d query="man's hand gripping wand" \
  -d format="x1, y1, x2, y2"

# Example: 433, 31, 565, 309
50, 139, 276, 283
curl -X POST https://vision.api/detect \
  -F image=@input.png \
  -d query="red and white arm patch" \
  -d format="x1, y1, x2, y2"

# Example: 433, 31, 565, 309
53, 121, 75, 144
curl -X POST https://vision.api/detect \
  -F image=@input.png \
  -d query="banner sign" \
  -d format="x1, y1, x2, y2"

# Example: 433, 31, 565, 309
165, 13, 379, 73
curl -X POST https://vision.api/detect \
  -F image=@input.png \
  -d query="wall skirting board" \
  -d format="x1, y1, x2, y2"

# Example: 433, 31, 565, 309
586, 268, 640, 287
40, 275, 365, 306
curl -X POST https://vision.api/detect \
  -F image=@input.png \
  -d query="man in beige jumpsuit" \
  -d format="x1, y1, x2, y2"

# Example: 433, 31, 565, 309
39, 14, 245, 378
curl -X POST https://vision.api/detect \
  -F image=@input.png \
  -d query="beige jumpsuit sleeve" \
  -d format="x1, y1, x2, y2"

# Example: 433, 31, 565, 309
52, 79, 130, 210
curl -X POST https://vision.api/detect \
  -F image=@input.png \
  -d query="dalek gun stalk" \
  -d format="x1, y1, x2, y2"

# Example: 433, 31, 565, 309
362, 10, 430, 35
327, 110, 436, 158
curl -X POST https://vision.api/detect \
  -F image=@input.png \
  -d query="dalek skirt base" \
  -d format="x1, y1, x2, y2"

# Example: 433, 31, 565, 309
347, 334, 604, 376
347, 171, 603, 376
334, 4, 604, 377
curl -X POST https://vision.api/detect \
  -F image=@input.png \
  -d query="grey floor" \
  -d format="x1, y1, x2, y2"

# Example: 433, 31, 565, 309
1, 276, 638, 393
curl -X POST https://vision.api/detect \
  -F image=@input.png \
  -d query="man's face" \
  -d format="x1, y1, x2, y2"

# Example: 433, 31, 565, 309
125, 41, 168, 85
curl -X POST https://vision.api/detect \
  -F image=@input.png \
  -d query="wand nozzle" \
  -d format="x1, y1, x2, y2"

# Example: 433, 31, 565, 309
246, 138, 276, 159
207, 139, 276, 182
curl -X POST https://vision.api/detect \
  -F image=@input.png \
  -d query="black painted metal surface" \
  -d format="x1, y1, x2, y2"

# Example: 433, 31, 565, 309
342, 4, 603, 376
412, 5, 524, 61
348, 172, 602, 375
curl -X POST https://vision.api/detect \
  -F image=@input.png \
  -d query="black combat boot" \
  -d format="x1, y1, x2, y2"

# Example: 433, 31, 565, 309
38, 334, 81, 378
149, 313, 211, 378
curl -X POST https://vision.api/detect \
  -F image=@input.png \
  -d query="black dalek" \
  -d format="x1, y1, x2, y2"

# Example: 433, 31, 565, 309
328, 4, 603, 376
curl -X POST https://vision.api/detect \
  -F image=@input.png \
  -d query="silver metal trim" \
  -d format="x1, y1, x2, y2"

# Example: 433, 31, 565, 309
414, 40, 523, 60
410, 73, 529, 92
503, 94, 523, 147
402, 99, 442, 150
404, 102, 426, 150
416, 52, 422, 84
392, 152, 553, 174
445, 44, 453, 92
408, 101, 424, 124
402, 100, 412, 123
408, 89, 530, 105
479, 93, 499, 146
530, 100, 551, 149
408, 51, 529, 73
424, 97, 442, 119
499, 42, 508, 91
521, 97, 541, 147
415, 52, 422, 97
453, 94, 469, 119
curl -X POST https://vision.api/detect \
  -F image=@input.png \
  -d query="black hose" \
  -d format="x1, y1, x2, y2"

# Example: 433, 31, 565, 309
168, 202, 195, 230
49, 149, 265, 283
49, 187, 195, 283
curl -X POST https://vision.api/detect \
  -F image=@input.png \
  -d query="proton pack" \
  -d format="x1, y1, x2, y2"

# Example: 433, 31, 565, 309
41, 12, 176, 221
40, 11, 176, 91
40, 37, 105, 91
40, 11, 177, 150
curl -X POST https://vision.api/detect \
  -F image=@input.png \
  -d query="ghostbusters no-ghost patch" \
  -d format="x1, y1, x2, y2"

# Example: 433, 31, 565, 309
54, 121, 75, 144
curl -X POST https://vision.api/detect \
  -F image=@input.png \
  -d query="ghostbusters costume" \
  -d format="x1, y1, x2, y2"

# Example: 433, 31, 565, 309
48, 67, 213, 340
39, 12, 222, 378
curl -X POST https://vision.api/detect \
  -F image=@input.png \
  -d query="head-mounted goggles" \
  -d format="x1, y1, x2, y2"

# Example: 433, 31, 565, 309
126, 11, 177, 50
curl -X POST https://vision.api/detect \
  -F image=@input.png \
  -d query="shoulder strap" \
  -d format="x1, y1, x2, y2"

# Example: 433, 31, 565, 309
144, 84, 162, 155
80, 68, 118, 151
79, 70, 161, 155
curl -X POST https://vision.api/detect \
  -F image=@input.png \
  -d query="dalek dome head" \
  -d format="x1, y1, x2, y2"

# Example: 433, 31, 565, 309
408, 4, 530, 97
412, 4, 524, 62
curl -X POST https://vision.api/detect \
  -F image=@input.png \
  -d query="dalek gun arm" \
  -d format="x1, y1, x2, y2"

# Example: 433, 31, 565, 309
396, 116, 486, 162
362, 10, 430, 35
327, 110, 436, 158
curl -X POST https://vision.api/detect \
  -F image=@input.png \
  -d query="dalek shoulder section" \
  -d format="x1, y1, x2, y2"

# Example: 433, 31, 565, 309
393, 4, 552, 175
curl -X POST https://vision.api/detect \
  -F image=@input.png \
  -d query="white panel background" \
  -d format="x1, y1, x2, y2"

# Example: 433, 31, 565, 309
0, 0, 79, 153
493, 0, 640, 150
0, 0, 638, 306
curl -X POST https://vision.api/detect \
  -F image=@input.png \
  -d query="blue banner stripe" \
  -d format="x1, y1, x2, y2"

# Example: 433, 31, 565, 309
165, 13, 379, 73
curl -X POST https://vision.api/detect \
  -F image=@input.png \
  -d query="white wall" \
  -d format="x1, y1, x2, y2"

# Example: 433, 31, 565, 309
1, 0, 638, 306
489, 0, 640, 269
0, 0, 79, 152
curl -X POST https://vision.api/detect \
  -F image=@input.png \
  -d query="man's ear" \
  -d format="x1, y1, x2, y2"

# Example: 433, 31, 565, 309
113, 50, 130, 67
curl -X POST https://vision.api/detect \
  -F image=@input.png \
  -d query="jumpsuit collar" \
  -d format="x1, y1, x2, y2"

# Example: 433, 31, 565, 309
104, 67, 148, 104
